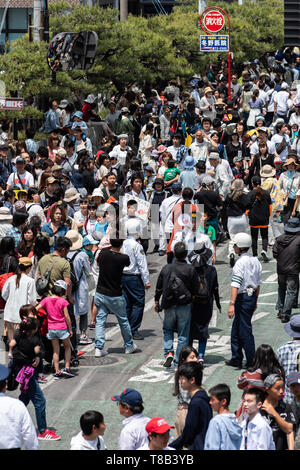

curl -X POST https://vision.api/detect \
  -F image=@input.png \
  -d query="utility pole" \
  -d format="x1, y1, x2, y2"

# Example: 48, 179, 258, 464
33, 0, 42, 42
120, 0, 128, 20
198, 0, 206, 14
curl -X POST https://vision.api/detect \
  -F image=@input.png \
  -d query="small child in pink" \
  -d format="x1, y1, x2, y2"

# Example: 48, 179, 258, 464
36, 280, 75, 379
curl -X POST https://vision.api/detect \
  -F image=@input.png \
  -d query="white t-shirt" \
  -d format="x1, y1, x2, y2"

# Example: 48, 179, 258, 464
274, 90, 292, 115
270, 134, 290, 162
7, 171, 34, 190
70, 431, 106, 450
250, 140, 275, 156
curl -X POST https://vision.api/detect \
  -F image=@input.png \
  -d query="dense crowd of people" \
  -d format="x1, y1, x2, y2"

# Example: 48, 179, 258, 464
1, 50, 300, 450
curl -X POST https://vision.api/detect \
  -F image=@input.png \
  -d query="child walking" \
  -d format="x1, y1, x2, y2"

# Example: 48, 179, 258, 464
10, 317, 61, 441
36, 280, 75, 379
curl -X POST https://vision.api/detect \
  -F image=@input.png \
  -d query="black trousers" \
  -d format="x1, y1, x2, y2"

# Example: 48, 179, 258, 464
250, 226, 268, 256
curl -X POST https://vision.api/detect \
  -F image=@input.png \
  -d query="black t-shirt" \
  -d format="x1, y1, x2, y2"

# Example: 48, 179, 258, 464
260, 401, 296, 450
194, 190, 222, 220
13, 330, 40, 366
97, 250, 130, 297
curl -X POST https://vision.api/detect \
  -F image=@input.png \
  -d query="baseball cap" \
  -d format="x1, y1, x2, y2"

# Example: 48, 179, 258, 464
258, 127, 268, 133
145, 165, 154, 172
15, 156, 25, 164
146, 417, 175, 435
54, 280, 67, 291
286, 372, 300, 387
264, 374, 283, 389
83, 235, 99, 246
47, 177, 58, 184
111, 388, 143, 407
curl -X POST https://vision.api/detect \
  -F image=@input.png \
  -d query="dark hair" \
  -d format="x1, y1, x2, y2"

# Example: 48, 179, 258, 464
29, 215, 42, 233
16, 261, 32, 288
88, 203, 98, 211
119, 400, 144, 414
34, 235, 50, 260
243, 386, 265, 404
173, 132, 183, 141
0, 236, 17, 258
173, 346, 199, 396
167, 159, 176, 168
182, 187, 193, 200
4, 189, 14, 201
19, 304, 38, 320
127, 199, 137, 208
247, 344, 285, 379
17, 224, 38, 257
80, 410, 104, 435
208, 383, 231, 408
130, 172, 144, 186
110, 236, 124, 248
54, 236, 72, 252
27, 188, 39, 200
25, 128, 35, 139
202, 117, 212, 125
174, 241, 188, 260
178, 362, 203, 386
37, 146, 49, 159
19, 316, 38, 335
12, 211, 28, 228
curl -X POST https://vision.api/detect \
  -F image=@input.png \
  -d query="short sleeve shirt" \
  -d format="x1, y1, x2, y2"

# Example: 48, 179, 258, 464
164, 168, 180, 182
39, 296, 69, 330
38, 254, 71, 295
260, 401, 296, 450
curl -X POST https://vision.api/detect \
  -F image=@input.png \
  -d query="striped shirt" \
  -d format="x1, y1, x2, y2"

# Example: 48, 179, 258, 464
277, 340, 300, 404
231, 253, 262, 294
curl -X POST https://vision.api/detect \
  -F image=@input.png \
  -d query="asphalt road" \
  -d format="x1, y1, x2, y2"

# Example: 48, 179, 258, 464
0, 221, 293, 450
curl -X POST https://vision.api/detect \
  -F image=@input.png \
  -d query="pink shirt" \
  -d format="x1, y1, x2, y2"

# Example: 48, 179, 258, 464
40, 296, 69, 330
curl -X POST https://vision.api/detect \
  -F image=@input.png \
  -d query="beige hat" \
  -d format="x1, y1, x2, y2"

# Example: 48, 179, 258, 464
204, 87, 213, 94
0, 207, 12, 221
65, 230, 82, 250
18, 257, 33, 267
283, 158, 300, 169
215, 98, 225, 106
52, 164, 62, 172
91, 188, 104, 198
260, 164, 276, 178
56, 148, 67, 158
63, 188, 80, 202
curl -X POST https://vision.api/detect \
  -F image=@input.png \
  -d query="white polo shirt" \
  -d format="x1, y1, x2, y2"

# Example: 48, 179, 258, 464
231, 253, 262, 294
0, 393, 39, 450
118, 413, 151, 450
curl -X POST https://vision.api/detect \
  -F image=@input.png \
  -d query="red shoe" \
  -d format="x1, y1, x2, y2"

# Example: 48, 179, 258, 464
163, 352, 174, 368
38, 429, 61, 441
76, 351, 85, 357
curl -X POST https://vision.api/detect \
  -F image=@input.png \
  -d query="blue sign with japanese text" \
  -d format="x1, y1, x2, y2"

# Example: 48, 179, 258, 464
200, 35, 229, 52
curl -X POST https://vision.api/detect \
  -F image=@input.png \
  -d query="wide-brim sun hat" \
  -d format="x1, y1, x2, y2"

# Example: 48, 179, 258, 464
63, 188, 80, 202
284, 314, 300, 338
260, 164, 276, 178
284, 217, 300, 233
283, 158, 300, 169
204, 87, 213, 94
183, 156, 196, 169
65, 230, 83, 250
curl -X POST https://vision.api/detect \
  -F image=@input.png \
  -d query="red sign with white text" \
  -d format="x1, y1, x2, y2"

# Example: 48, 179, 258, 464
204, 10, 225, 33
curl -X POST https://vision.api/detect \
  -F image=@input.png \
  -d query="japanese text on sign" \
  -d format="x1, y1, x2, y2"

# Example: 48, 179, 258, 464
200, 35, 229, 52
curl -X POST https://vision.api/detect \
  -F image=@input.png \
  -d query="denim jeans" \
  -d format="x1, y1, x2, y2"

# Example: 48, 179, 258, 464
94, 292, 134, 350
276, 274, 299, 316
19, 372, 47, 433
122, 274, 145, 335
231, 293, 257, 366
163, 303, 191, 365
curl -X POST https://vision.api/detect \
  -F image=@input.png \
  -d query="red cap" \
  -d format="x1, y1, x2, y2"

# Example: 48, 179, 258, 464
146, 417, 175, 434
96, 150, 105, 158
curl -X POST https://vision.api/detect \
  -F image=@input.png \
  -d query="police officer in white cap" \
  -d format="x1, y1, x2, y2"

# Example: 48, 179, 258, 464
0, 364, 39, 450
121, 222, 151, 340
226, 233, 262, 369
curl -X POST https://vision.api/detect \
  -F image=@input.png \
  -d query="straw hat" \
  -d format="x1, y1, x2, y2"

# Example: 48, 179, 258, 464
215, 98, 225, 106
18, 257, 32, 267
283, 158, 300, 169
260, 165, 276, 178
204, 87, 213, 94
65, 230, 83, 250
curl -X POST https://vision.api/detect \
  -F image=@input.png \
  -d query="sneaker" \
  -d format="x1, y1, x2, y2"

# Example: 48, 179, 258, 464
261, 251, 270, 263
79, 335, 93, 345
75, 350, 85, 357
198, 358, 204, 366
95, 348, 108, 358
53, 371, 63, 380
38, 374, 48, 384
38, 429, 61, 441
229, 253, 235, 268
125, 343, 138, 354
89, 322, 96, 329
163, 352, 174, 368
62, 368, 76, 378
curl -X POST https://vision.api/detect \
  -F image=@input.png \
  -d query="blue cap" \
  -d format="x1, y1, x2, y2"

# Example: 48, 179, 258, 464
171, 182, 182, 192
111, 388, 143, 406
73, 111, 83, 119
0, 364, 9, 381
83, 235, 98, 246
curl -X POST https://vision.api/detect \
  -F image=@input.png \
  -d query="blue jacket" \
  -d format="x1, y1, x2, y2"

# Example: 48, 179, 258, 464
204, 413, 243, 450
170, 389, 212, 450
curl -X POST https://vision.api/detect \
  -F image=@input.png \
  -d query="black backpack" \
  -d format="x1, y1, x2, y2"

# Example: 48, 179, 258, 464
69, 250, 83, 293
195, 273, 210, 304
165, 271, 192, 307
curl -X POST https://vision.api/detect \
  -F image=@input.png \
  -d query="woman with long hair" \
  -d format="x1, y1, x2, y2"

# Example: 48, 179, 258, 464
247, 89, 265, 129
17, 225, 38, 258
225, 179, 249, 267
246, 175, 272, 262
41, 203, 69, 252
235, 343, 285, 421
47, 133, 62, 163
2, 257, 37, 348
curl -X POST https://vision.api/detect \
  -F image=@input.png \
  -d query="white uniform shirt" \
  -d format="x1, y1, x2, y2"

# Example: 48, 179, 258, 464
122, 237, 150, 285
240, 413, 275, 450
0, 393, 39, 450
118, 413, 150, 450
231, 253, 262, 294
159, 195, 183, 233
70, 431, 106, 450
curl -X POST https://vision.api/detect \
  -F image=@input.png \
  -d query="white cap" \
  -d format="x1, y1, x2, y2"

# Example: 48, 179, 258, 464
233, 233, 252, 249
54, 280, 67, 290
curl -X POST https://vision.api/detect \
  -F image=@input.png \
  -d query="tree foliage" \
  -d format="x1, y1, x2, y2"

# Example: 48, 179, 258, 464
0, 0, 284, 118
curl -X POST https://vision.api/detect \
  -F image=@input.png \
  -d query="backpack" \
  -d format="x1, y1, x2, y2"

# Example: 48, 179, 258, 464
165, 271, 192, 307
69, 250, 84, 293
195, 273, 210, 304
36, 258, 59, 297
